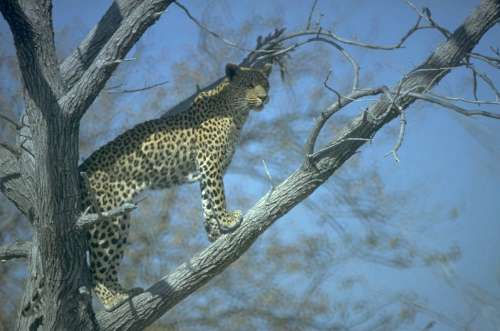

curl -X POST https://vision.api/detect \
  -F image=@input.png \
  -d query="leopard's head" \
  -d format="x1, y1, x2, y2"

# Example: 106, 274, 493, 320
225, 63, 272, 112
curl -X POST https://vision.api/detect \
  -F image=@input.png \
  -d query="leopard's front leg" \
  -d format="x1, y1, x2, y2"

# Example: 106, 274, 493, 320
196, 150, 242, 242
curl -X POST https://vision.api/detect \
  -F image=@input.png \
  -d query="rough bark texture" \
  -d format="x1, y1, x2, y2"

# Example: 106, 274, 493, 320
0, 0, 498, 330
0, 0, 173, 330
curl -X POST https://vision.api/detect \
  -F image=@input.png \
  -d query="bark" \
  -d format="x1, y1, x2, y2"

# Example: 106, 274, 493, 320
0, 0, 498, 330
0, 0, 173, 330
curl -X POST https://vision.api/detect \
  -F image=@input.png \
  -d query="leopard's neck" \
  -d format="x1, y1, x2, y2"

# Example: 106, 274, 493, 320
193, 81, 250, 128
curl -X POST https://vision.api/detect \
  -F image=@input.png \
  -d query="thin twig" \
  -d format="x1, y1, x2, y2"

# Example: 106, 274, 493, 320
404, 1, 451, 38
304, 87, 386, 159
385, 109, 407, 163
310, 37, 360, 91
107, 80, 168, 94
409, 92, 500, 119
426, 93, 500, 105
0, 241, 31, 261
463, 62, 500, 99
323, 70, 342, 104
472, 66, 479, 101
468, 52, 500, 69
80, 172, 103, 219
174, 1, 247, 51
0, 113, 21, 130
306, 0, 319, 29
0, 141, 20, 157
77, 202, 138, 229
103, 57, 136, 66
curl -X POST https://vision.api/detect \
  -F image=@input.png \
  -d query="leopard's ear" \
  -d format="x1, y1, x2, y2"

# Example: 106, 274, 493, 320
225, 63, 239, 80
262, 63, 272, 77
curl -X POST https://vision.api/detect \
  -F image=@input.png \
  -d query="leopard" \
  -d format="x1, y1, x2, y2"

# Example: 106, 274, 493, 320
78, 63, 272, 311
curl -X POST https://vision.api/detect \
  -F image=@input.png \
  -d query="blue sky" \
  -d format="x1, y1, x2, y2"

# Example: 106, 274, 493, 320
1, 0, 499, 329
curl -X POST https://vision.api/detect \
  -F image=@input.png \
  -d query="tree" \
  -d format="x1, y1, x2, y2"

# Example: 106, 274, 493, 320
0, 0, 499, 330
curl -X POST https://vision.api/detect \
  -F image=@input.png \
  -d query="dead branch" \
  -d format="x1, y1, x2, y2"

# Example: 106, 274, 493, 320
463, 62, 500, 99
173, 1, 247, 51
469, 51, 500, 68
426, 93, 500, 105
408, 92, 500, 119
0, 113, 21, 130
106, 80, 168, 94
0, 241, 30, 261
80, 172, 103, 219
0, 142, 20, 157
306, 0, 319, 29
385, 110, 407, 163
76, 202, 138, 229
404, 1, 452, 38
59, 0, 143, 88
58, 1, 175, 121
304, 87, 386, 158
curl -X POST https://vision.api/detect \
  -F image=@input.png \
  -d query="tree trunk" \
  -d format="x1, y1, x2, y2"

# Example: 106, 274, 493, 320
0, 0, 173, 329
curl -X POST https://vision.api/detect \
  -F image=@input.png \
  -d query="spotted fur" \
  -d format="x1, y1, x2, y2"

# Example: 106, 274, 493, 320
79, 63, 272, 311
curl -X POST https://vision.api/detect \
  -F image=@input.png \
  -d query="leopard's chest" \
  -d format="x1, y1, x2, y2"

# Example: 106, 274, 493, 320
202, 116, 242, 169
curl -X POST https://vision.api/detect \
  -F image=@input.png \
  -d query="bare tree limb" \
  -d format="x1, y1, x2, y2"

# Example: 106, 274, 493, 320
306, 0, 319, 29
59, 0, 174, 121
469, 51, 500, 68
385, 110, 407, 163
0, 142, 20, 157
404, 1, 452, 39
304, 87, 385, 158
106, 80, 169, 94
463, 62, 500, 99
0, 112, 21, 130
426, 93, 500, 105
59, 0, 142, 88
0, 144, 31, 216
76, 202, 138, 229
409, 92, 500, 119
0, 241, 30, 261
173, 1, 247, 51
0, 0, 64, 115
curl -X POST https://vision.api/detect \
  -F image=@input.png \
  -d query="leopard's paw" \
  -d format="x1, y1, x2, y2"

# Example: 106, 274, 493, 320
102, 287, 144, 312
219, 210, 242, 233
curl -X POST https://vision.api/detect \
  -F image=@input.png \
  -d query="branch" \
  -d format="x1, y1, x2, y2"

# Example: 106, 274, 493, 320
305, 0, 319, 29
463, 62, 500, 99
304, 87, 385, 158
59, 0, 142, 88
0, 141, 20, 157
106, 80, 168, 94
469, 51, 500, 68
0, 0, 64, 115
96, 1, 500, 329
60, 0, 174, 121
404, 1, 452, 39
0, 112, 21, 130
385, 109, 407, 163
174, 1, 246, 51
76, 202, 137, 229
0, 144, 31, 216
0, 241, 31, 261
409, 92, 500, 119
